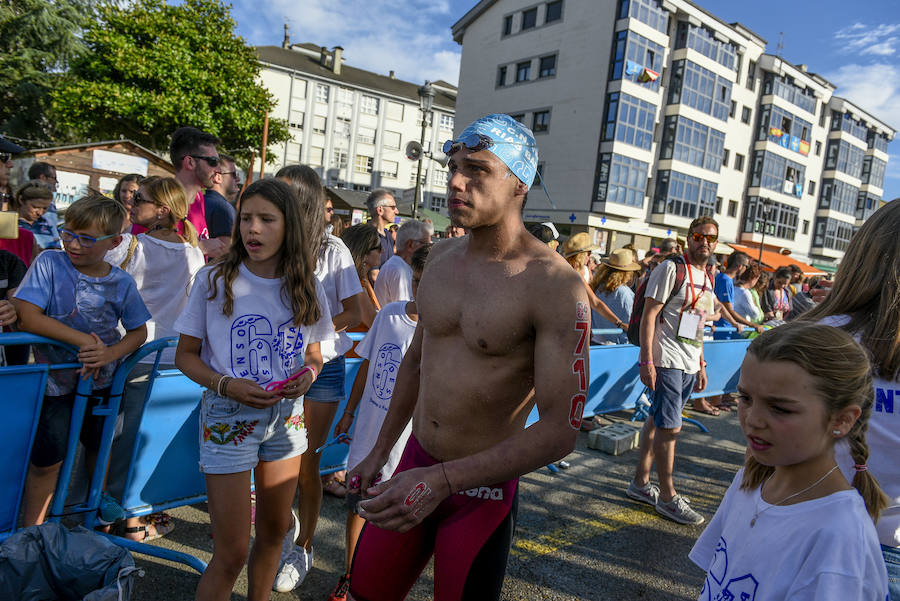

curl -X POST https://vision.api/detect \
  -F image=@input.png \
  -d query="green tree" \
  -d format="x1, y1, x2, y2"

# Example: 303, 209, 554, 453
51, 0, 288, 162
0, 0, 91, 142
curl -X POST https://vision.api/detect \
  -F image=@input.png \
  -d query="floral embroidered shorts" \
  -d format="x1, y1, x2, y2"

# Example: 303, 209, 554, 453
198, 389, 308, 475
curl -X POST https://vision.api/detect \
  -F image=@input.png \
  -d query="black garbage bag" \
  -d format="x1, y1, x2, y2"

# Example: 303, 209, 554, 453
0, 522, 142, 601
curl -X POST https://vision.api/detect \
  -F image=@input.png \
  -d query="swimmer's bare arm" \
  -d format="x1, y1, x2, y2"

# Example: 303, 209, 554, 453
347, 323, 422, 492
358, 275, 587, 532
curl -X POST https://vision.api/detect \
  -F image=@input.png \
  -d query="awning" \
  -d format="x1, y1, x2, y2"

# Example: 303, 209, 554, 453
728, 242, 827, 276
410, 207, 450, 233
812, 262, 838, 274
715, 242, 736, 256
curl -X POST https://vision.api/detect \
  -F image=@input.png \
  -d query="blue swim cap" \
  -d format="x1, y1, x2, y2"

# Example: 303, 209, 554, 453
452, 114, 539, 190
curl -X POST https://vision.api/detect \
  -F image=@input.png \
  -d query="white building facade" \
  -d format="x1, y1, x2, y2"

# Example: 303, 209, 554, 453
452, 0, 895, 269
257, 40, 456, 215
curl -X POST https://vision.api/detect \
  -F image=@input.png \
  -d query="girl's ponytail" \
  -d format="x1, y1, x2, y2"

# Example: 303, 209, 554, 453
181, 217, 199, 248
847, 419, 889, 521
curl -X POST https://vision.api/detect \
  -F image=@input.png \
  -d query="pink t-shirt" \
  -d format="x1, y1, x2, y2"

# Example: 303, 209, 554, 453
185, 191, 209, 240
0, 228, 35, 266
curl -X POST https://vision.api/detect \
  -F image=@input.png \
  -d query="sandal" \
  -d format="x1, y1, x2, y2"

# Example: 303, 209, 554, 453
123, 515, 175, 542
691, 401, 720, 416
323, 474, 347, 498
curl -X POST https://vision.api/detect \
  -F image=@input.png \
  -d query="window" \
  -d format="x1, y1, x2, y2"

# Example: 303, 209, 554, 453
652, 170, 719, 218
674, 22, 737, 70
831, 111, 867, 141
503, 14, 513, 35
722, 149, 730, 167
440, 114, 454, 130
511, 113, 525, 123
734, 153, 744, 171
818, 179, 859, 216
868, 131, 890, 152
856, 192, 880, 221
522, 7, 538, 30
729, 101, 736, 119
618, 0, 668, 33
516, 61, 531, 82
659, 115, 726, 172
386, 101, 404, 121
309, 147, 324, 166
610, 30, 666, 92
354, 155, 374, 174
546, 0, 563, 22
409, 172, 426, 186
749, 151, 805, 197
316, 84, 330, 104
497, 66, 507, 87
383, 131, 401, 150
803, 220, 809, 235
433, 170, 448, 186
333, 149, 348, 169
602, 92, 656, 150
666, 59, 731, 121
715, 196, 723, 214
746, 60, 756, 91
360, 95, 379, 115
762, 72, 816, 115
291, 79, 307, 100
728, 199, 738, 217
861, 156, 887, 188
807, 180, 816, 196
539, 54, 557, 78
312, 115, 326, 134
815, 141, 822, 156
741, 106, 751, 124
595, 153, 649, 207
756, 104, 813, 157
286, 142, 302, 163
430, 196, 447, 211
824, 140, 864, 179
381, 160, 398, 179
357, 126, 376, 145
813, 217, 854, 251
743, 197, 799, 240
289, 110, 304, 130
334, 116, 351, 138
532, 110, 550, 133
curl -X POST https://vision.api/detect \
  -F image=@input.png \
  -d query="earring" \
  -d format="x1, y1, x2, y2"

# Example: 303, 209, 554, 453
832, 429, 842, 436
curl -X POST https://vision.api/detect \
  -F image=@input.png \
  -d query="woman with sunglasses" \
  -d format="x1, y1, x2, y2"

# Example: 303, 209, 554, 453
104, 175, 205, 542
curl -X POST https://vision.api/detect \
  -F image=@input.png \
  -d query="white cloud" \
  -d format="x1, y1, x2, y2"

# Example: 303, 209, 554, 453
834, 23, 900, 57
234, 0, 462, 86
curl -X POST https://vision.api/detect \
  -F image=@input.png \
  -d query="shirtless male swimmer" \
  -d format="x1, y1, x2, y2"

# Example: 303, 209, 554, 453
345, 113, 590, 601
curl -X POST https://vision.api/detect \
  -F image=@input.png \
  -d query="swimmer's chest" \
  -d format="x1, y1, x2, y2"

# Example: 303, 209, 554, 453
418, 257, 534, 355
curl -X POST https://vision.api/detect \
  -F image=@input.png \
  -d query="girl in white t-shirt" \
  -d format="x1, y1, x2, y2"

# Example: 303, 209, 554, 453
174, 179, 334, 599
691, 322, 889, 601
105, 176, 205, 542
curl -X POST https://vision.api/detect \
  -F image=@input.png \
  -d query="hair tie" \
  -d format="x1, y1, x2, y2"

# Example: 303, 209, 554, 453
854, 464, 868, 472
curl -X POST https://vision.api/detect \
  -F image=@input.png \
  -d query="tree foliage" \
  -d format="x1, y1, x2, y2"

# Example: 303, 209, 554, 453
51, 0, 288, 161
0, 0, 91, 142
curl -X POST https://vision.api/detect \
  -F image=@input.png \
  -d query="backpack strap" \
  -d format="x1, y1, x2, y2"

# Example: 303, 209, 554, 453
659, 255, 688, 317
119, 235, 139, 270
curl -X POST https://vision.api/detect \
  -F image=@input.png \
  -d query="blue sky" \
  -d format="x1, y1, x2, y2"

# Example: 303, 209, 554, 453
230, 0, 900, 201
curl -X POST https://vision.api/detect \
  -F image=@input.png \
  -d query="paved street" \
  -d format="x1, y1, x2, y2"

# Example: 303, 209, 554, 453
129, 408, 747, 600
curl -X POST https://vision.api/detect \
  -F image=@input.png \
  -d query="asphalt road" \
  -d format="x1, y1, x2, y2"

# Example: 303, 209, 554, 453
128, 408, 747, 600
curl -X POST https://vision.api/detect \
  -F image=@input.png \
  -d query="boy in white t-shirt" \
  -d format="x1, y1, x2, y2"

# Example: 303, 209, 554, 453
326, 243, 432, 600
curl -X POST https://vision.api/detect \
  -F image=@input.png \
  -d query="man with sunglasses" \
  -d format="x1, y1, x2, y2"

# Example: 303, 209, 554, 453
345, 114, 587, 601
365, 188, 398, 267
204, 153, 238, 251
169, 126, 228, 258
627, 216, 719, 526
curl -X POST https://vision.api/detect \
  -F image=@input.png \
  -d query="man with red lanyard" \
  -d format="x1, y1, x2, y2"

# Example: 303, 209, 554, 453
169, 126, 229, 258
626, 216, 718, 525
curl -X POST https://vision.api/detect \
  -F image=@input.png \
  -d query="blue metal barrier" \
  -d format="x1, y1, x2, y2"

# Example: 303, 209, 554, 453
0, 332, 94, 542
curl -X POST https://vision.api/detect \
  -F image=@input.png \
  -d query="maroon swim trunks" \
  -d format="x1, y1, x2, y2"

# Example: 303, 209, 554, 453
349, 434, 518, 601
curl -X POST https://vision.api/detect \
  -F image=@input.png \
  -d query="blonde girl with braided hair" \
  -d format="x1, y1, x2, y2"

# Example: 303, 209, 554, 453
104, 175, 206, 542
690, 322, 888, 600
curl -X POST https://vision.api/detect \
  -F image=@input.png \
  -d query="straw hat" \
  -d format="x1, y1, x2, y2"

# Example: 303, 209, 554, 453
602, 248, 641, 271
561, 232, 597, 258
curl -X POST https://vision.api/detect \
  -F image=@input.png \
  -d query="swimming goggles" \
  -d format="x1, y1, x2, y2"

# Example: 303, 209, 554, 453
441, 133, 534, 157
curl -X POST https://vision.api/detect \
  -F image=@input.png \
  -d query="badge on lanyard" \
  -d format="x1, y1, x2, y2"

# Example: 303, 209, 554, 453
677, 257, 708, 347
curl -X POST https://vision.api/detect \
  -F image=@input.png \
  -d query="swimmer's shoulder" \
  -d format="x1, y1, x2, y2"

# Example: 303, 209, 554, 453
521, 236, 587, 300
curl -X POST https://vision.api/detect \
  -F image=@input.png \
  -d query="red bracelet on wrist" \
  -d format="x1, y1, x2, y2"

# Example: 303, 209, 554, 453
639, 360, 653, 366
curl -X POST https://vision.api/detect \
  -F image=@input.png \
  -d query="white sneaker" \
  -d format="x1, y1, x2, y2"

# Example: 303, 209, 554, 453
280, 509, 301, 557
273, 545, 313, 592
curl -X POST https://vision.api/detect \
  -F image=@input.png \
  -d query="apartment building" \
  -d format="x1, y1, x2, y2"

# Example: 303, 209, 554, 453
256, 33, 456, 215
452, 0, 895, 268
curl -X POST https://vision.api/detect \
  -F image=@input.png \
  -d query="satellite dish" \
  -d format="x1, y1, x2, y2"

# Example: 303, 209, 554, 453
405, 141, 423, 161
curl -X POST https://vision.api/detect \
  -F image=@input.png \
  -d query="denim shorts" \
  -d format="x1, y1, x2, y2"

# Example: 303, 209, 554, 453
649, 367, 696, 430
198, 389, 307, 475
304, 355, 346, 403
883, 545, 900, 601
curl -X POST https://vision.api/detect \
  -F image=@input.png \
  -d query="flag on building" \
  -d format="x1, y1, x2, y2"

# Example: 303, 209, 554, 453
625, 61, 642, 76
638, 68, 660, 83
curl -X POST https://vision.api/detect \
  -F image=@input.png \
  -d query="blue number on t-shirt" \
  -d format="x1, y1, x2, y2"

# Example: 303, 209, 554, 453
372, 342, 402, 401
230, 314, 274, 383
276, 319, 304, 374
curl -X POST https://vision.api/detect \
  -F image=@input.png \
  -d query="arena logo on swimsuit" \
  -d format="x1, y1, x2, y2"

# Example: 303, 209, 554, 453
458, 486, 504, 500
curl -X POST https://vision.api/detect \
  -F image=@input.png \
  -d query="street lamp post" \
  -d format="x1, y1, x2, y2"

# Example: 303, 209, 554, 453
757, 197, 772, 264
413, 81, 435, 221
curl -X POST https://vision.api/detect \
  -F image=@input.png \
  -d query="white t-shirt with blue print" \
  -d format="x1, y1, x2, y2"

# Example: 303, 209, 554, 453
14, 250, 151, 395
690, 469, 888, 601
174, 263, 336, 387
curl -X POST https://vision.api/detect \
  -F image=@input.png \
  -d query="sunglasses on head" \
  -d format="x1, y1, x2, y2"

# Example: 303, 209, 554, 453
441, 133, 535, 156
190, 154, 220, 167
689, 232, 718, 244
